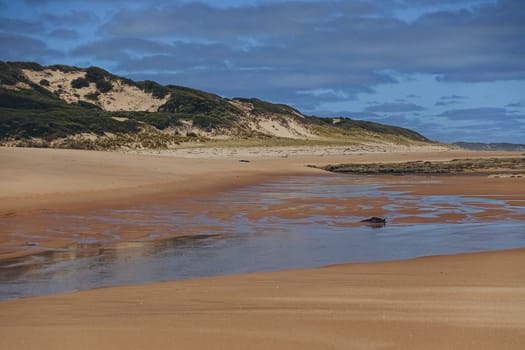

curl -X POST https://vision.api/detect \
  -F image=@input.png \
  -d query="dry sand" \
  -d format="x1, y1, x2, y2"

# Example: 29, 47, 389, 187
1, 145, 517, 212
1, 146, 525, 349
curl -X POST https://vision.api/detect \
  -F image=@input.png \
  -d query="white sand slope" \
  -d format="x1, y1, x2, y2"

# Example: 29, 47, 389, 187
22, 69, 170, 112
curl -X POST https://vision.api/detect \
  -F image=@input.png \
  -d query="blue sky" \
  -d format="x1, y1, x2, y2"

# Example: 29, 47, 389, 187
1, 0, 524, 143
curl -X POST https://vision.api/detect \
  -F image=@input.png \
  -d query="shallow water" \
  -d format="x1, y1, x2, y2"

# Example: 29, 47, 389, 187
1, 175, 524, 300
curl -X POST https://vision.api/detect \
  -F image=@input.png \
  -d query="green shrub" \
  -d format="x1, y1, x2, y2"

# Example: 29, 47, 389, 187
85, 92, 100, 101
0, 89, 61, 110
86, 67, 109, 82
136, 80, 170, 99
76, 100, 100, 109
95, 79, 113, 93
48, 64, 79, 73
71, 77, 89, 89
192, 114, 232, 131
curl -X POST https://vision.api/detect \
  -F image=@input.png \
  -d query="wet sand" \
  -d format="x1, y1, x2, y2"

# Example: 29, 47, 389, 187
1, 248, 524, 349
1, 146, 525, 348
1, 146, 523, 260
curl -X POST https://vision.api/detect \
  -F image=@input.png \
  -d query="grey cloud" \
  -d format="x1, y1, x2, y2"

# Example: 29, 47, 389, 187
440, 95, 465, 100
22, 0, 52, 4
435, 95, 465, 106
102, 1, 379, 40
435, 101, 458, 107
72, 38, 175, 62
49, 28, 78, 40
506, 102, 525, 108
0, 32, 62, 60
437, 107, 519, 120
0, 17, 45, 34
365, 102, 425, 113
434, 122, 524, 143
41, 10, 98, 25
97, 0, 525, 85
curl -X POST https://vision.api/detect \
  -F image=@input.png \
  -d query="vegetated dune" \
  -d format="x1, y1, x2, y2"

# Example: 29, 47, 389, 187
1, 61, 436, 149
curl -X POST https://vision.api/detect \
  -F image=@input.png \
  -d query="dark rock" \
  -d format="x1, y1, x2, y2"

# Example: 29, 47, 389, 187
360, 217, 386, 224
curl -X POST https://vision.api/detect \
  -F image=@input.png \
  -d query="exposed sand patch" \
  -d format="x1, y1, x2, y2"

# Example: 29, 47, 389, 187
257, 118, 320, 139
143, 143, 452, 158
22, 68, 170, 112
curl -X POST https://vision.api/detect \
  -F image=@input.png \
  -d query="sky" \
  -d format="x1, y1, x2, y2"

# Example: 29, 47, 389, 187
1, 0, 524, 143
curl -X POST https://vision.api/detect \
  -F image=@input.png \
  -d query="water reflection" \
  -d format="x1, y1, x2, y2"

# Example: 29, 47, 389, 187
1, 175, 524, 300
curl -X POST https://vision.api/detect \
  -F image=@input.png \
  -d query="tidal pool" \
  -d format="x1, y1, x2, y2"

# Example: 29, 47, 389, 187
1, 175, 524, 300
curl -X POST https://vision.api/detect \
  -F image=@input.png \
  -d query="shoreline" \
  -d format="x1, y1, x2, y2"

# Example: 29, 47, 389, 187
1, 146, 524, 260
1, 247, 524, 349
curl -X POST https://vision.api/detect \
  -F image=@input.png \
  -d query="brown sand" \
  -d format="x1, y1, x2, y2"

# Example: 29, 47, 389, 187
1, 248, 524, 349
2, 147, 523, 259
2, 146, 520, 212
1, 147, 525, 349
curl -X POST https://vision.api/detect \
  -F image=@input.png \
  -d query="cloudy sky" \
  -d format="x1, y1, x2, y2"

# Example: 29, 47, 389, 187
1, 0, 524, 143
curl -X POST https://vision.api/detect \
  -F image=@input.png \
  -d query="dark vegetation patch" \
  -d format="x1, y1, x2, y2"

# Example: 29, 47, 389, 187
135, 80, 170, 99
308, 117, 429, 142
318, 158, 525, 174
160, 85, 240, 116
0, 108, 141, 140
71, 77, 89, 89
233, 97, 301, 115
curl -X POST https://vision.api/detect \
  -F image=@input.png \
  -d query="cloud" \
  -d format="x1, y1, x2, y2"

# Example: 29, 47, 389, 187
49, 28, 78, 40
102, 1, 380, 40
437, 107, 518, 120
506, 102, 525, 108
72, 38, 175, 62
1, 0, 524, 143
3, 0, 523, 112
0, 32, 62, 60
0, 17, 45, 34
41, 10, 98, 25
435, 94, 466, 106
96, 0, 525, 85
440, 95, 465, 101
365, 102, 426, 113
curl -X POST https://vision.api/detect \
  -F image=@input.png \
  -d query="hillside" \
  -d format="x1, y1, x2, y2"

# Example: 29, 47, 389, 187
0, 61, 434, 150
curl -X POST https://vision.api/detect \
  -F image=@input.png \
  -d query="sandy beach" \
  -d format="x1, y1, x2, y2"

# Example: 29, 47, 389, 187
1, 146, 525, 349
1, 248, 524, 349
1, 146, 524, 259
